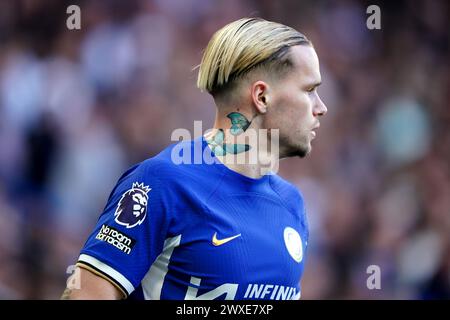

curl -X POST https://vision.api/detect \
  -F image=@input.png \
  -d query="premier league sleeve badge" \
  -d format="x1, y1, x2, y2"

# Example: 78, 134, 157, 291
114, 182, 151, 228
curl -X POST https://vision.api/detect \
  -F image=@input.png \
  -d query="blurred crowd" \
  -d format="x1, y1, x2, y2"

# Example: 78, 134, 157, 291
0, 0, 448, 299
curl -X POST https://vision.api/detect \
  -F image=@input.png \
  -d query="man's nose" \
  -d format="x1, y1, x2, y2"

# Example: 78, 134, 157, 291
313, 95, 327, 117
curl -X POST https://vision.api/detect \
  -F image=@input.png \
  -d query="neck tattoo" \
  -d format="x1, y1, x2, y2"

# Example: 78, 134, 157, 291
207, 112, 252, 156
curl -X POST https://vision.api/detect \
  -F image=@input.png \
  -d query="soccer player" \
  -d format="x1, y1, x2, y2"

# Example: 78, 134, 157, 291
62, 17, 327, 300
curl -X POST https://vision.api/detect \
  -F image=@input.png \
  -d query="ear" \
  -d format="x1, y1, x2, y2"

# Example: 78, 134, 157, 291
251, 81, 269, 114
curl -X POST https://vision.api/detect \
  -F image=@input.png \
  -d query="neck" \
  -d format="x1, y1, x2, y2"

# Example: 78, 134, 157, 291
204, 110, 279, 179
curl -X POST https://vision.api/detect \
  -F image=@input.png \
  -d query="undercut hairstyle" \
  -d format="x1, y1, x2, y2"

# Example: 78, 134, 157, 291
197, 17, 311, 98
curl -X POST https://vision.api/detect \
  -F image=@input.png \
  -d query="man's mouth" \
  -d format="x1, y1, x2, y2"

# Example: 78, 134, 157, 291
311, 123, 320, 138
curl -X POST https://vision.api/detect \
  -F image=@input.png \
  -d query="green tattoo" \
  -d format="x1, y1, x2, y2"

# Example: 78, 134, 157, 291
207, 112, 252, 156
227, 112, 252, 135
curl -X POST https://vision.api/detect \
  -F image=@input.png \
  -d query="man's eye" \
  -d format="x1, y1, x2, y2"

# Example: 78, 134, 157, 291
306, 87, 315, 93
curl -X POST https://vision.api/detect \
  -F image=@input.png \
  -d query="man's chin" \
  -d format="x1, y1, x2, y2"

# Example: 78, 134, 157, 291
297, 147, 311, 158
284, 144, 311, 158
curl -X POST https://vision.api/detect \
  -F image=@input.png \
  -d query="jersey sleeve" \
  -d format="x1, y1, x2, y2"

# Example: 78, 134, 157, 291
77, 162, 171, 298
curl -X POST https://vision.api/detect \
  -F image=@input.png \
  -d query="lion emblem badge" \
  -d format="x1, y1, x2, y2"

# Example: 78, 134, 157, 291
114, 182, 151, 228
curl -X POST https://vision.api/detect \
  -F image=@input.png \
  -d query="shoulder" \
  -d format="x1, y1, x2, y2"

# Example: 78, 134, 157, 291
269, 174, 305, 209
123, 140, 195, 182
270, 175, 308, 237
107, 140, 198, 216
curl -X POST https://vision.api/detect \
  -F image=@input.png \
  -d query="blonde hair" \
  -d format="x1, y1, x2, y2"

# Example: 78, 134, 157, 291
197, 17, 310, 97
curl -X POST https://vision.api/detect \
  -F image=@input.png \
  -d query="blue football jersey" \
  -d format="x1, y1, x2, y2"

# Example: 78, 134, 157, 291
77, 137, 309, 300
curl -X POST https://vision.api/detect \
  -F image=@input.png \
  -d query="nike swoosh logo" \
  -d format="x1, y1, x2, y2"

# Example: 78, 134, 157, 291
212, 232, 241, 246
